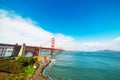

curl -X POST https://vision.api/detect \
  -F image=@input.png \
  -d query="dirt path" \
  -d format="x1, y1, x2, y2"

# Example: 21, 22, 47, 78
30, 62, 51, 80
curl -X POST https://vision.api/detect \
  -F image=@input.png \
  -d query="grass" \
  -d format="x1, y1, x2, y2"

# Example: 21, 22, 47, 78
24, 66, 35, 75
0, 57, 37, 79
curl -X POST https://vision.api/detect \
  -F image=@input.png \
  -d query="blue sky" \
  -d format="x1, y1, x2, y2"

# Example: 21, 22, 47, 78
0, 0, 120, 41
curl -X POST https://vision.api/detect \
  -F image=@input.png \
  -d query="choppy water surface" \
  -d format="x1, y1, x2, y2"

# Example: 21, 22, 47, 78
45, 52, 120, 80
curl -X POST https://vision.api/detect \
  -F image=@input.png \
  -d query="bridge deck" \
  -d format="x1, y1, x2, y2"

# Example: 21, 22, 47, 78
0, 43, 62, 57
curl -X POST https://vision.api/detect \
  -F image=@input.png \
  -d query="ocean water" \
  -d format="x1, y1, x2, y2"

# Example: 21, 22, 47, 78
44, 52, 120, 80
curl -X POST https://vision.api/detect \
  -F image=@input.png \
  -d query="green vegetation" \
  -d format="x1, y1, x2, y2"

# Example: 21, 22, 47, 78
0, 57, 37, 80
24, 66, 35, 75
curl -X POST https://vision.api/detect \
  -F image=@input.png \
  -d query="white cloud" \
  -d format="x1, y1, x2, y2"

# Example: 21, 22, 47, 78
0, 9, 120, 51
0, 9, 53, 45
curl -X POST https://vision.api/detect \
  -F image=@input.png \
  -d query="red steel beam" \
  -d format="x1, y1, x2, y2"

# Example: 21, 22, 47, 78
0, 43, 62, 51
0, 43, 19, 47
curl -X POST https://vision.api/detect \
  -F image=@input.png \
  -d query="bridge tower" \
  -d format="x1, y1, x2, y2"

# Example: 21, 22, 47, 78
51, 38, 55, 56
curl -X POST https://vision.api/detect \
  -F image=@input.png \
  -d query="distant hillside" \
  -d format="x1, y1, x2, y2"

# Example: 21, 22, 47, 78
97, 49, 120, 53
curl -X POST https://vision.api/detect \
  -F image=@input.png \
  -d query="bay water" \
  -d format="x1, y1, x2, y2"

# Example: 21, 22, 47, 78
44, 51, 120, 80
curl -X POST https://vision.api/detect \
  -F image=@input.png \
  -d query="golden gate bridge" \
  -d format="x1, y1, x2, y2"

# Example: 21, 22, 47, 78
0, 38, 63, 57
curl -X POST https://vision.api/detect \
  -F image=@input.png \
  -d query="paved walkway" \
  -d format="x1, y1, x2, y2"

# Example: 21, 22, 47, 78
30, 61, 51, 80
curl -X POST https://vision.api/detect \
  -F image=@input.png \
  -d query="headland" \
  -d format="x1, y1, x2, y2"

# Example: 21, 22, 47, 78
0, 42, 62, 80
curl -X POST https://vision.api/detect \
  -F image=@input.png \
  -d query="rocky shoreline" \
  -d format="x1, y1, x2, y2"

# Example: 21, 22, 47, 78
30, 60, 51, 80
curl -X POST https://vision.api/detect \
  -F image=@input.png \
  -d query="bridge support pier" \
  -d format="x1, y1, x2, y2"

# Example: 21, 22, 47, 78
38, 47, 41, 56
51, 49, 54, 56
18, 43, 25, 57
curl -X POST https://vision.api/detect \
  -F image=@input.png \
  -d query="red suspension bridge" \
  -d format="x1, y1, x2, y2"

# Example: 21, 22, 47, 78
0, 38, 63, 57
